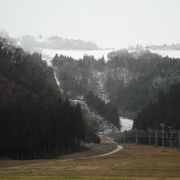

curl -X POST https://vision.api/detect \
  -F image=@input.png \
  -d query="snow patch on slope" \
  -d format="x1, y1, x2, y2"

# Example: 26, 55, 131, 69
92, 70, 110, 103
70, 99, 120, 135
120, 117, 134, 132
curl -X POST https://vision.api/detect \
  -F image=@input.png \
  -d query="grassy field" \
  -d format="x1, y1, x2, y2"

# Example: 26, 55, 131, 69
0, 144, 180, 180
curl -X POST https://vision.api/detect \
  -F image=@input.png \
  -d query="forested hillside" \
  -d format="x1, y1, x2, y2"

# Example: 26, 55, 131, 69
106, 50, 180, 116
134, 83, 180, 130
86, 92, 120, 129
52, 55, 121, 128
0, 37, 85, 159
52, 54, 106, 99
52, 49, 180, 119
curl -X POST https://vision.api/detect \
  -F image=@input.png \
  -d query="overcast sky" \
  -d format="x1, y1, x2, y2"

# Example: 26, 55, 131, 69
0, 0, 180, 48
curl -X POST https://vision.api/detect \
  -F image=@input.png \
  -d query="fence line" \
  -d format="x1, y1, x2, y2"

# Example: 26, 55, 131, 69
109, 129, 180, 150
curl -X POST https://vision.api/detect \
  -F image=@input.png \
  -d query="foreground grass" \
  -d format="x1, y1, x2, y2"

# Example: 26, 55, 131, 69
0, 144, 180, 180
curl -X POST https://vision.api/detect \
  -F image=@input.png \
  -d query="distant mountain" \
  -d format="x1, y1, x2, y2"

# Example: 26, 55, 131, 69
128, 44, 180, 51
146, 44, 180, 51
16, 35, 101, 52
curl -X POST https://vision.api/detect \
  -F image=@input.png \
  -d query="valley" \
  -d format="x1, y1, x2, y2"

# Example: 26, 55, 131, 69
1, 0, 180, 179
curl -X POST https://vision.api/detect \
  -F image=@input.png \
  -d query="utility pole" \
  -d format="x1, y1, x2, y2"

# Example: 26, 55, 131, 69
148, 127, 152, 145
160, 123, 165, 147
135, 129, 138, 145
168, 126, 173, 147
155, 130, 158, 147
123, 131, 126, 144
179, 131, 180, 151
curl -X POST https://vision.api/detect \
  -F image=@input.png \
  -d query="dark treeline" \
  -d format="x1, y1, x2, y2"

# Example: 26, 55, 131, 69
134, 83, 180, 130
52, 54, 106, 98
0, 37, 85, 159
85, 92, 120, 129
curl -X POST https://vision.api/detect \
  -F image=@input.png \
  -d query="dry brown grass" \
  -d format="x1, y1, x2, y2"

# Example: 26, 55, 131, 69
0, 144, 180, 180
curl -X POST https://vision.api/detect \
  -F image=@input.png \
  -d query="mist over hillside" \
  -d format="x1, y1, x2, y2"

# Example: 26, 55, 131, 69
52, 49, 180, 120
1, 0, 180, 178
16, 35, 101, 52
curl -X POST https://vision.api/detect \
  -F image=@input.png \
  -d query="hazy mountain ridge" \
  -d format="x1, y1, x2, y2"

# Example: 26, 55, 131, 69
128, 44, 180, 51
147, 44, 180, 51
16, 35, 101, 52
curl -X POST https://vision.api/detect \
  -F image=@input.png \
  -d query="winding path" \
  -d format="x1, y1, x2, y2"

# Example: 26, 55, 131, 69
0, 141, 123, 170
61, 144, 123, 162
92, 144, 123, 158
